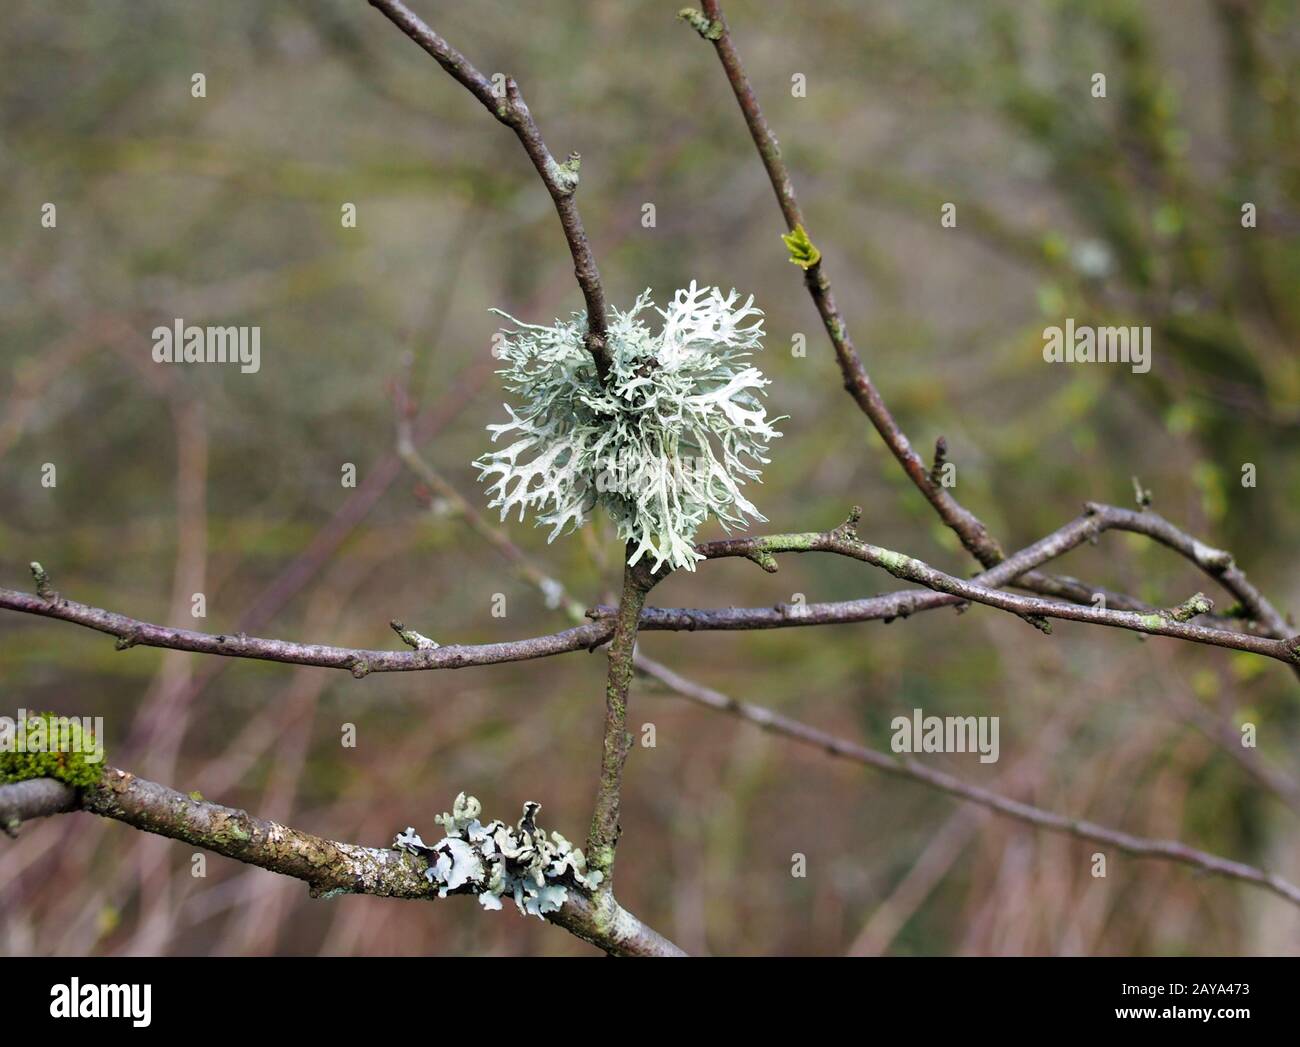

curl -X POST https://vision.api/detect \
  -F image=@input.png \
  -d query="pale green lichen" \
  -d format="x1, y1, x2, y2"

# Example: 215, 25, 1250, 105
875, 549, 912, 574
475, 283, 784, 572
395, 793, 604, 919
0, 712, 104, 789
315, 887, 352, 901
677, 7, 723, 40
30, 561, 55, 600
1168, 593, 1213, 623
390, 619, 440, 651
547, 151, 581, 194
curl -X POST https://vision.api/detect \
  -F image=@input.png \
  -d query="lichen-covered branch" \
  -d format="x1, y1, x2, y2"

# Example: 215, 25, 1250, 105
5, 501, 1292, 681
692, 507, 1300, 666
585, 502, 1296, 666
635, 654, 1300, 909
681, 0, 1004, 567
680, 2, 1196, 627
0, 767, 684, 956
366, 0, 611, 376
585, 555, 658, 887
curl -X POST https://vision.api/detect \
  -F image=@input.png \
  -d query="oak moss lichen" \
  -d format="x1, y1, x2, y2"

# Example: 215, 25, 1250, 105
475, 283, 783, 572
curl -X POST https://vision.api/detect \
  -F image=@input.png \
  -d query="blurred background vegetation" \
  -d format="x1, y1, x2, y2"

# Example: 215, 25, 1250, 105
1, 0, 1298, 955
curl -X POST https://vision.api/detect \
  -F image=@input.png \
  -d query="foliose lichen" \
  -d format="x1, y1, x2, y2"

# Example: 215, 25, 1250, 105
394, 793, 603, 918
474, 282, 784, 572
0, 712, 105, 789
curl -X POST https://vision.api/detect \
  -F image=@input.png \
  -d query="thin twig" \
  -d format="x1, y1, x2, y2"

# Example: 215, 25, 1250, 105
587, 503, 1295, 666
635, 654, 1300, 909
681, 1, 1205, 626
0, 581, 613, 675
684, 0, 1003, 566
5, 504, 1293, 677
367, 0, 611, 376
693, 508, 1299, 665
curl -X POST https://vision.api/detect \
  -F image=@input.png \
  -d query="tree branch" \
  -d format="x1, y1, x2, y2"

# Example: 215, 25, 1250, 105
635, 654, 1300, 909
683, 0, 1003, 566
680, 2, 1219, 630
0, 767, 684, 956
586, 503, 1296, 668
5, 502, 1292, 682
691, 507, 1299, 665
367, 0, 612, 377
585, 555, 658, 888
0, 579, 614, 675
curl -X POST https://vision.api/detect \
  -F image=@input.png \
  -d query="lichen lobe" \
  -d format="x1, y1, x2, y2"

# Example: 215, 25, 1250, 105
395, 792, 604, 919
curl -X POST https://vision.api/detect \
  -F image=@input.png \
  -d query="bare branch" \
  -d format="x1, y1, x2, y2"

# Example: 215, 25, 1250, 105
0, 583, 613, 675
1, 767, 684, 957
0, 777, 77, 834
1091, 503, 1292, 639
635, 654, 1300, 909
367, 0, 611, 376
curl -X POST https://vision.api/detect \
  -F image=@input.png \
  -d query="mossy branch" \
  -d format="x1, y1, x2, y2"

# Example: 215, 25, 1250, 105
0, 766, 685, 956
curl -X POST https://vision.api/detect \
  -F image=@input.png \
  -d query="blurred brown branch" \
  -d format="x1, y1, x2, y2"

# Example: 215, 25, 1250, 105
634, 653, 1300, 910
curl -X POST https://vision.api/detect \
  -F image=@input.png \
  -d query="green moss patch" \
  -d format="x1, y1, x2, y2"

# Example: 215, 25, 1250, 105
0, 712, 105, 789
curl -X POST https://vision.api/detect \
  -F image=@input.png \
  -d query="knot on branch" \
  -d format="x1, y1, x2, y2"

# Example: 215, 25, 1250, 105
1190, 540, 1234, 573
500, 77, 525, 122
677, 7, 723, 40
